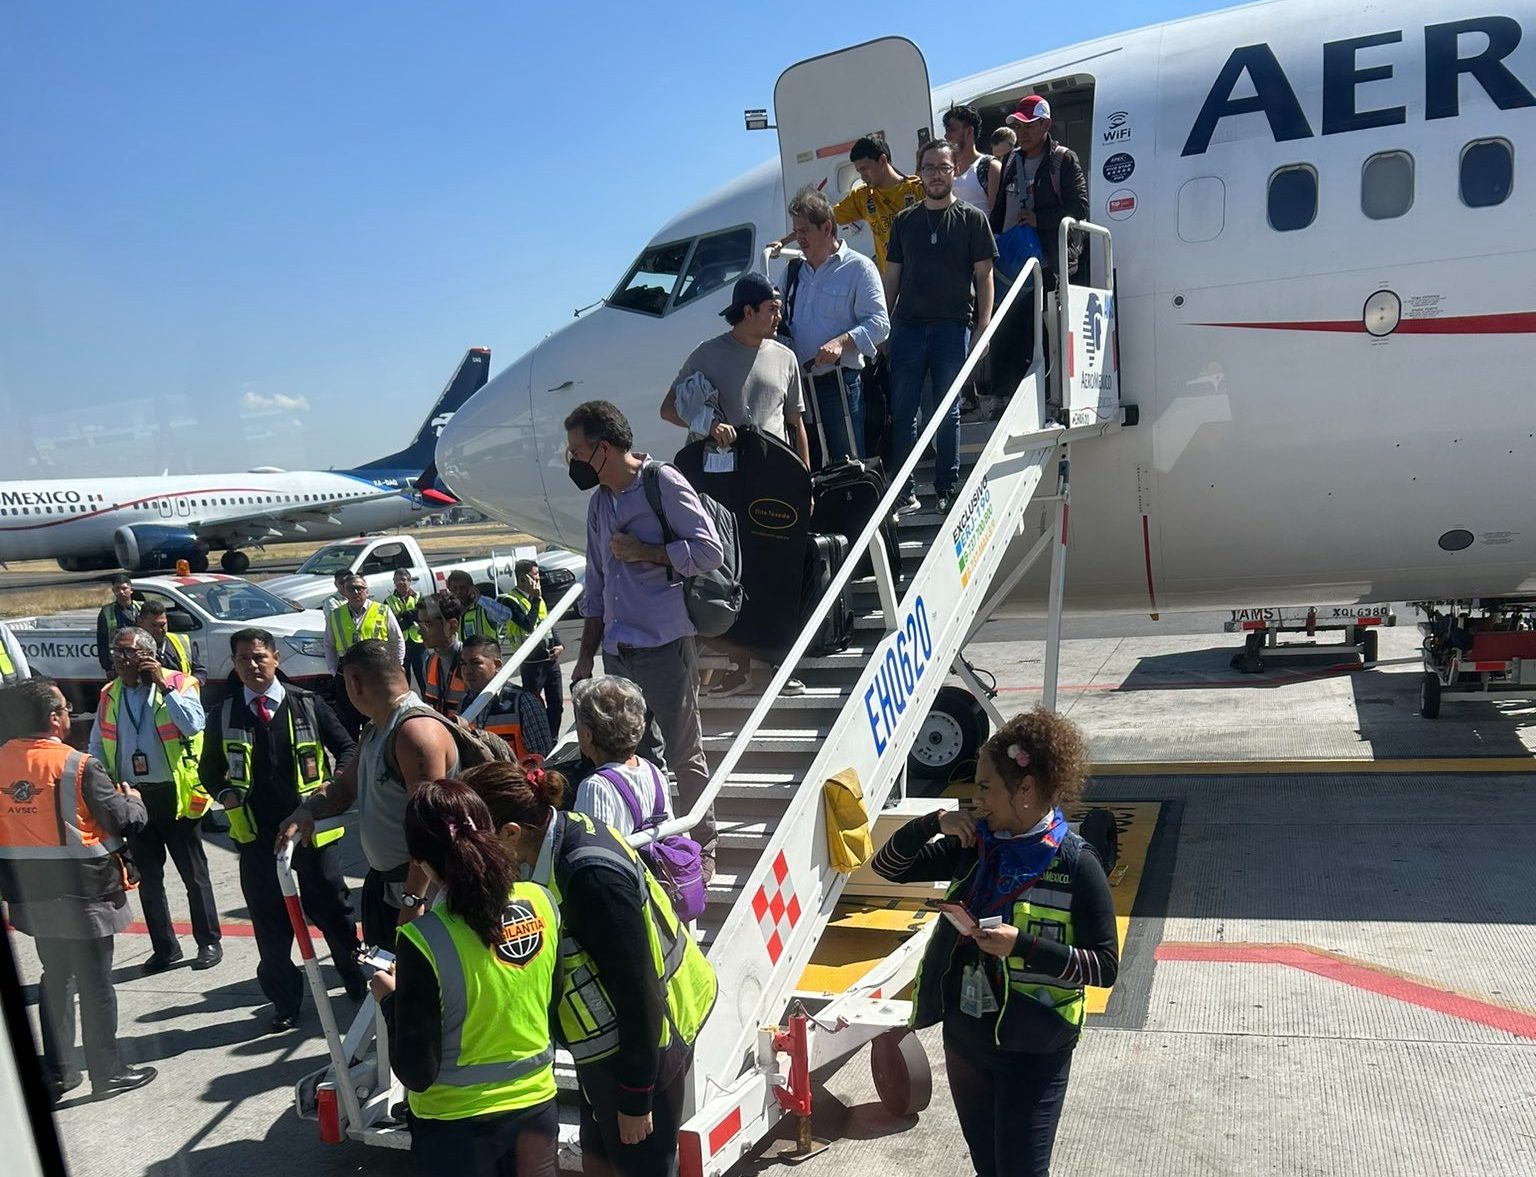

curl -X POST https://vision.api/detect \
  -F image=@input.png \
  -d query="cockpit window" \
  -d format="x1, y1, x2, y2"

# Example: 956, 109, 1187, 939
675, 227, 754, 308
610, 240, 691, 316
609, 226, 755, 317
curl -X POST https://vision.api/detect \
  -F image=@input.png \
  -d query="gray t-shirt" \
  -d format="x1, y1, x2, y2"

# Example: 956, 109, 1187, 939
886, 199, 998, 326
356, 691, 462, 872
674, 332, 805, 444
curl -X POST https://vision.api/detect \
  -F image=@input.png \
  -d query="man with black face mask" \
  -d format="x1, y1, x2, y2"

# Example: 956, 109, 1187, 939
563, 400, 725, 876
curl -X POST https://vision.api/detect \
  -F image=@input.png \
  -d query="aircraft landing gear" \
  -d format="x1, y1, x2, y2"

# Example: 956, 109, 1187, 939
188, 552, 210, 574
221, 550, 251, 574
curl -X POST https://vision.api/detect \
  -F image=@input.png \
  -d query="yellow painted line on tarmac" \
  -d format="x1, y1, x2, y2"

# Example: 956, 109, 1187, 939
795, 799, 1160, 1017
1092, 758, 1536, 776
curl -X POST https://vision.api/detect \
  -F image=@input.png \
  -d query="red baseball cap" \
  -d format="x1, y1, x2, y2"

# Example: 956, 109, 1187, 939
1007, 95, 1052, 125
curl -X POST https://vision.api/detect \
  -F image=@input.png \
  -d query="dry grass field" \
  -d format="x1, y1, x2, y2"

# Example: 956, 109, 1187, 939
1, 523, 542, 620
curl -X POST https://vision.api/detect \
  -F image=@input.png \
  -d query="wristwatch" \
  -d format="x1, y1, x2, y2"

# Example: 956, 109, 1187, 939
400, 892, 424, 909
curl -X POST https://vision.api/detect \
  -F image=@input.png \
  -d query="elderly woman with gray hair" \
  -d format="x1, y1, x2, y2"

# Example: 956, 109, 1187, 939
571, 675, 675, 837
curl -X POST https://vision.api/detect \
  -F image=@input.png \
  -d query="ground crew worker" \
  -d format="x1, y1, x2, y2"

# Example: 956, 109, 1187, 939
445, 568, 513, 649
0, 618, 31, 685
199, 627, 367, 1033
90, 627, 222, 973
371, 780, 561, 1177
418, 592, 468, 719
465, 760, 718, 1177
277, 639, 461, 948
0, 678, 156, 1102
871, 708, 1119, 1177
501, 559, 565, 735
325, 573, 405, 737
137, 598, 209, 686
96, 573, 139, 674
460, 635, 553, 760
387, 568, 426, 693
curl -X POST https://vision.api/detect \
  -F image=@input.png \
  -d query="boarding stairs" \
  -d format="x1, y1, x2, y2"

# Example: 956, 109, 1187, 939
293, 222, 1127, 1170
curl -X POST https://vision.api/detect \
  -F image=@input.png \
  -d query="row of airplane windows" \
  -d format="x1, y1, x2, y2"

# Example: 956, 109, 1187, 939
0, 489, 372, 517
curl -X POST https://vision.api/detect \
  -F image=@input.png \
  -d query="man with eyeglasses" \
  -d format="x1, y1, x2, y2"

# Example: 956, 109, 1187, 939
884, 138, 998, 516
0, 678, 156, 1101
325, 573, 404, 736
89, 627, 219, 973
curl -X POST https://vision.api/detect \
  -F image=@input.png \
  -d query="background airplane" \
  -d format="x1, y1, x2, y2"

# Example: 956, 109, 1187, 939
437, 0, 1536, 613
0, 347, 489, 574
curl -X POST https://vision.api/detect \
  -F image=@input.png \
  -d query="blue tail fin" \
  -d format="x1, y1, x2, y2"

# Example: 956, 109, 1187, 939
351, 348, 491, 472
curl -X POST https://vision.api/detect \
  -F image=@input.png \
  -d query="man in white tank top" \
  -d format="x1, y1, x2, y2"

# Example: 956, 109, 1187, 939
944, 104, 1001, 215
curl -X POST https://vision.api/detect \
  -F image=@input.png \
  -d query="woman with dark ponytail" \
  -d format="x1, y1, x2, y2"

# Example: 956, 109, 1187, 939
368, 779, 562, 1177
462, 759, 718, 1177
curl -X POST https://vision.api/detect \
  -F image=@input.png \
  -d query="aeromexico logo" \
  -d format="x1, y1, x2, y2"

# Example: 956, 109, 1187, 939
1, 490, 106, 506
1082, 293, 1109, 366
430, 411, 455, 438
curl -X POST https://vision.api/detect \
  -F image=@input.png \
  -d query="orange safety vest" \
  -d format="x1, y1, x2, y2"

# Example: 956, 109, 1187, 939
0, 739, 132, 902
478, 710, 530, 761
425, 649, 468, 718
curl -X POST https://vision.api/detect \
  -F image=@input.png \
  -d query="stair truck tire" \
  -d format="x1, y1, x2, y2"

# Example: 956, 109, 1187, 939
908, 685, 989, 784
1360, 627, 1379, 668
871, 1029, 932, 1117
1420, 672, 1441, 719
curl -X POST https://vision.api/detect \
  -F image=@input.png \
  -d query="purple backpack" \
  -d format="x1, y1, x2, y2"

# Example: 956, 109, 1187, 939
598, 763, 708, 922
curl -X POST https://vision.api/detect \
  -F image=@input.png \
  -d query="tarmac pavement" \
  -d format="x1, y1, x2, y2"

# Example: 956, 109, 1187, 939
17, 613, 1536, 1175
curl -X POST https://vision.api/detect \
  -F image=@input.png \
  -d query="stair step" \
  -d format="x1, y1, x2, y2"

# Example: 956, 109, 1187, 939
700, 688, 850, 712
701, 726, 832, 752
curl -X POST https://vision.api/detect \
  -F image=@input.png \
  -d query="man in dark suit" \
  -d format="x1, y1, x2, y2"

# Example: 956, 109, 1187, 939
199, 626, 366, 1033
95, 574, 139, 674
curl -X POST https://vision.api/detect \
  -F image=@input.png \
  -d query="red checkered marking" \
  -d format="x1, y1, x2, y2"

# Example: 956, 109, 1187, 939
751, 851, 802, 965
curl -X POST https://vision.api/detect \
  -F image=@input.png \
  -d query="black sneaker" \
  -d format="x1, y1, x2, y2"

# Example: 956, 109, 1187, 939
710, 667, 752, 697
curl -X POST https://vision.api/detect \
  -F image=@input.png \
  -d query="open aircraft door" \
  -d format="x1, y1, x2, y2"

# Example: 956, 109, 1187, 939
774, 37, 933, 262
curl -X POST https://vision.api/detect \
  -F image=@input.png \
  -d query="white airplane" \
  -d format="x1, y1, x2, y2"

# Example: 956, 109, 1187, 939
438, 0, 1536, 613
0, 348, 489, 575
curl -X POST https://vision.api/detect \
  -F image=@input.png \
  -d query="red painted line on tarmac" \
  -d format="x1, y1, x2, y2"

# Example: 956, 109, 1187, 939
121, 918, 324, 939
1157, 942, 1536, 1041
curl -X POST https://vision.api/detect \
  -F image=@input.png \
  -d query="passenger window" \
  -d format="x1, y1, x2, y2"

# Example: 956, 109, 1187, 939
610, 239, 692, 316
1460, 139, 1513, 208
1178, 177, 1225, 242
1362, 152, 1413, 220
675, 227, 754, 309
1267, 165, 1317, 232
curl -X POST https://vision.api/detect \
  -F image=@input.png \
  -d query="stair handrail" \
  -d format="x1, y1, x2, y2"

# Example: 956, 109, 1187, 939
633, 252, 1050, 848
458, 581, 585, 725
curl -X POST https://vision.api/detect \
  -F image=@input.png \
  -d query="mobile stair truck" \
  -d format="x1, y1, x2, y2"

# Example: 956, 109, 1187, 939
283, 37, 1131, 1171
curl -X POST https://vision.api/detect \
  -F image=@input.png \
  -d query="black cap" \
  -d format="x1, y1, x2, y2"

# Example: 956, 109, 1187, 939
720, 272, 781, 317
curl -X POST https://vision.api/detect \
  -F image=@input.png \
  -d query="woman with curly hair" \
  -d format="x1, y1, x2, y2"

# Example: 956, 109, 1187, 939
872, 708, 1118, 1177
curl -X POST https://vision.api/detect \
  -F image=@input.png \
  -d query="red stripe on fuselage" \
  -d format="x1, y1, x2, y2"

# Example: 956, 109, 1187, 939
0, 481, 384, 533
1196, 311, 1536, 335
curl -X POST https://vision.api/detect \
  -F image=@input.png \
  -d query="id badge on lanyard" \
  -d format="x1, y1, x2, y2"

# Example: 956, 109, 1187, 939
131, 750, 150, 777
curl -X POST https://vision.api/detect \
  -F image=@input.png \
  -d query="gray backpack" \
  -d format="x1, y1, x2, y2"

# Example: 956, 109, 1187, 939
642, 460, 744, 638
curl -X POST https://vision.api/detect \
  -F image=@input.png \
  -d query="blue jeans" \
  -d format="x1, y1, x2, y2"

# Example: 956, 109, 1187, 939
811, 368, 865, 462
888, 321, 968, 498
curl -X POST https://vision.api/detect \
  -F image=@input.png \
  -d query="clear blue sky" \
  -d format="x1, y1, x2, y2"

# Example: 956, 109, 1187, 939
0, 0, 1209, 476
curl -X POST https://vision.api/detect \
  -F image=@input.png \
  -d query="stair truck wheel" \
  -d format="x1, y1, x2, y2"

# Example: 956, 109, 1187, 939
1360, 627, 1379, 668
1420, 672, 1441, 719
221, 549, 251, 574
871, 1029, 931, 1117
908, 685, 989, 783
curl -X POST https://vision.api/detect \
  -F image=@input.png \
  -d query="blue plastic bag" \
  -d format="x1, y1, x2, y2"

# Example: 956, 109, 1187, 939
994, 224, 1044, 287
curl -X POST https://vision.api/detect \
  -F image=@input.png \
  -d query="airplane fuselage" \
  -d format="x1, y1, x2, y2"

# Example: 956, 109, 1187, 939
439, 0, 1536, 612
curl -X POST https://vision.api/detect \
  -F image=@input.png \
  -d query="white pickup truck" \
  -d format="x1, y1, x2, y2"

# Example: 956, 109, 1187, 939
8, 574, 333, 710
257, 534, 585, 611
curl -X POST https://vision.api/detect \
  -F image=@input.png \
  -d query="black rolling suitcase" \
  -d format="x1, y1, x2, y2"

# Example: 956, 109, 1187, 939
803, 532, 855, 655
809, 367, 903, 582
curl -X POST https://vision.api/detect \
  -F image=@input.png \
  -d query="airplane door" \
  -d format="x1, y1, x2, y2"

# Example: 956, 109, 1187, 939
175, 495, 191, 518
774, 37, 933, 256
157, 498, 172, 520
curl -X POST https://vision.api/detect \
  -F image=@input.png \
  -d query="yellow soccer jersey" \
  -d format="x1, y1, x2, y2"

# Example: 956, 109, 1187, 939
832, 176, 924, 273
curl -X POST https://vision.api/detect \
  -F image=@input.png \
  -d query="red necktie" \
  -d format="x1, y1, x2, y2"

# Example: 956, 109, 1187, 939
253, 696, 273, 724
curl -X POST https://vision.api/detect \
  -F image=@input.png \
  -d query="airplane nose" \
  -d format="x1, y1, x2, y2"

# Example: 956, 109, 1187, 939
435, 347, 560, 541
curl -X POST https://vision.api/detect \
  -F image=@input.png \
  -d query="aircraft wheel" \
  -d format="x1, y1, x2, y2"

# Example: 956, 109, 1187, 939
188, 552, 210, 574
1420, 672, 1441, 719
1359, 628, 1379, 668
908, 685, 988, 783
871, 1030, 931, 1117
221, 550, 251, 574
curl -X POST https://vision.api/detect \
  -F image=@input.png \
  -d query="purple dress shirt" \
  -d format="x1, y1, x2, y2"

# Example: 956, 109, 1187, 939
583, 455, 724, 653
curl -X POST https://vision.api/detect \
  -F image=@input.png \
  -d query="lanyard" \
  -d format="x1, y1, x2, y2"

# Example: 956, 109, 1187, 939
120, 684, 156, 736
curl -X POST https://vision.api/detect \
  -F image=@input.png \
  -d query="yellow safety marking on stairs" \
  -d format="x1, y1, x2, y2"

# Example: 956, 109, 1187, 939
795, 798, 1160, 1015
